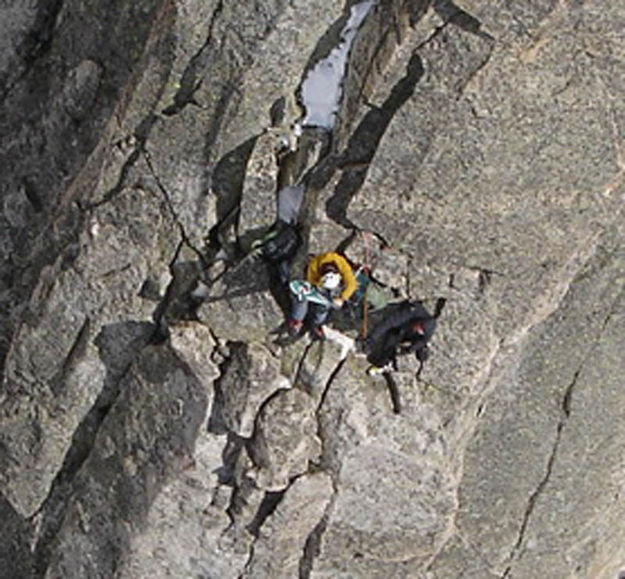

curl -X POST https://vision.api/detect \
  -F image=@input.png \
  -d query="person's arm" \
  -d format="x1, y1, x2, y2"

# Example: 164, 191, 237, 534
331, 253, 357, 300
306, 255, 322, 285
399, 336, 428, 354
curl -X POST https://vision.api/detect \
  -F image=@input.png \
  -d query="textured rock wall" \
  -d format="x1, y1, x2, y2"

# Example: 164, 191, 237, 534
1, 0, 624, 578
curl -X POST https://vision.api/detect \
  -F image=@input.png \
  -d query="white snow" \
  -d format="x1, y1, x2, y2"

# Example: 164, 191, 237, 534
323, 327, 356, 360
300, 1, 376, 129
190, 281, 210, 300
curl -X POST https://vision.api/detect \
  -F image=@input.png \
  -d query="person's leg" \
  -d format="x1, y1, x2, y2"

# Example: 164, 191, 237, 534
368, 343, 395, 369
310, 303, 330, 327
308, 303, 330, 340
290, 297, 308, 322
288, 297, 309, 335
367, 328, 400, 369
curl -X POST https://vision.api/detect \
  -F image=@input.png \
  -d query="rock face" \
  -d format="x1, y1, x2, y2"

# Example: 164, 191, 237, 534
1, 1, 624, 578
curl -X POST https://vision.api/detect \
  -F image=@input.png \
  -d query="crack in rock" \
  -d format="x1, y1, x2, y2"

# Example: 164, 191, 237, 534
500, 294, 621, 578
293, 355, 344, 576
299, 508, 332, 579
30, 321, 155, 576
432, 0, 494, 41
455, 41, 494, 97
81, 113, 159, 211
326, 52, 425, 227
143, 148, 204, 259
162, 0, 225, 116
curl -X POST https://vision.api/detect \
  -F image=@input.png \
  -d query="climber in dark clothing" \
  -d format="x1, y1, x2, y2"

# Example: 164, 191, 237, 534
365, 299, 444, 376
259, 218, 301, 287
258, 184, 305, 287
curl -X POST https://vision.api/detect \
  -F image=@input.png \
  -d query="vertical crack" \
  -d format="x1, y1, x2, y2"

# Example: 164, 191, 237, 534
31, 321, 155, 577
162, 0, 225, 116
295, 357, 345, 576
500, 295, 621, 578
299, 508, 331, 579
500, 381, 573, 578
325, 52, 425, 227
455, 42, 494, 97
143, 149, 187, 241
316, 358, 346, 415
246, 489, 286, 538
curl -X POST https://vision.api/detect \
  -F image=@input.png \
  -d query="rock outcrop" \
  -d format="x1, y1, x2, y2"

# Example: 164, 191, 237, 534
1, 0, 624, 578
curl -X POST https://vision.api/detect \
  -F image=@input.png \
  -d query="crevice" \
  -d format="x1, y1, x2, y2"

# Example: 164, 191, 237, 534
149, 237, 187, 334
247, 384, 293, 453
293, 342, 315, 390
239, 542, 256, 579
499, 395, 571, 578
31, 321, 155, 577
81, 113, 159, 211
23, 178, 45, 213
143, 147, 192, 247
246, 488, 287, 537
207, 342, 241, 435
317, 358, 346, 414
162, 0, 225, 116
325, 52, 425, 227
298, 451, 340, 578
432, 0, 494, 41
455, 41, 494, 98
500, 289, 621, 577
215, 432, 247, 490
299, 510, 331, 579
205, 135, 259, 258
383, 372, 401, 413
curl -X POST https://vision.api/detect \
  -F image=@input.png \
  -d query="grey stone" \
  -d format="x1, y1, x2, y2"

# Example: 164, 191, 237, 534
250, 388, 322, 491
238, 133, 281, 239
313, 423, 455, 576
59, 60, 102, 122
217, 341, 291, 438
169, 321, 221, 387
296, 337, 351, 405
426, 229, 625, 578
244, 472, 334, 579
197, 258, 285, 343
43, 344, 210, 578
0, 493, 34, 579
118, 431, 249, 579
0, 185, 178, 517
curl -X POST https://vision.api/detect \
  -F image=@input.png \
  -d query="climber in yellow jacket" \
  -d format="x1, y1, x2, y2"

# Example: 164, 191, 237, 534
288, 252, 357, 340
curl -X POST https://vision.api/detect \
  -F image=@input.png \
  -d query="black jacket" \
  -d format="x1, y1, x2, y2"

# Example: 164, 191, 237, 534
366, 301, 436, 367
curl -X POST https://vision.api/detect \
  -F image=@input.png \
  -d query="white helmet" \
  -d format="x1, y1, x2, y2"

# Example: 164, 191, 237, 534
321, 271, 341, 290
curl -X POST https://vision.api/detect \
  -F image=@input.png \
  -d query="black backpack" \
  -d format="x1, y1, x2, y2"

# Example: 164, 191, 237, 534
261, 221, 301, 263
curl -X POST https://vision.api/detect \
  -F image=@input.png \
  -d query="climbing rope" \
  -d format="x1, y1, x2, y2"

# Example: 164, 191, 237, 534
360, 230, 374, 339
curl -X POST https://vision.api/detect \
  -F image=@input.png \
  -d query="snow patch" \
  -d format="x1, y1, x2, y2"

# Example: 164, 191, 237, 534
324, 327, 356, 360
300, 1, 376, 129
